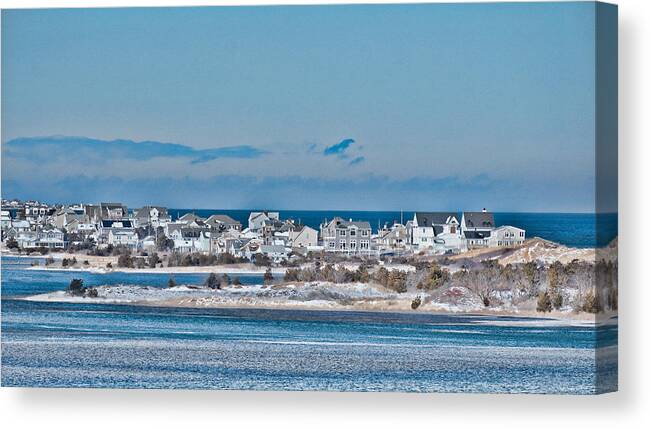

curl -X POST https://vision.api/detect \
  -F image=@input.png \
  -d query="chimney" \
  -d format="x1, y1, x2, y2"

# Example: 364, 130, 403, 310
482, 208, 487, 213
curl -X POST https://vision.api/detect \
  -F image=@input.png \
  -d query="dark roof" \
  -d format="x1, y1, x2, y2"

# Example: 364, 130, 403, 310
329, 217, 371, 229
101, 219, 133, 228
464, 230, 491, 239
135, 206, 169, 218
463, 211, 495, 229
206, 214, 240, 226
415, 212, 459, 227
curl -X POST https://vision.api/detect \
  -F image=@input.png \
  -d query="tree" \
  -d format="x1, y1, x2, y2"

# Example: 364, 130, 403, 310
264, 268, 274, 283
67, 278, 86, 296
87, 288, 99, 298
6, 237, 19, 250
255, 254, 272, 267
167, 275, 177, 288
156, 234, 174, 251
417, 262, 449, 290
220, 273, 231, 288
548, 261, 564, 309
117, 253, 134, 268
582, 290, 602, 313
204, 273, 220, 289
411, 296, 422, 310
536, 291, 552, 312
148, 252, 160, 268
284, 268, 300, 282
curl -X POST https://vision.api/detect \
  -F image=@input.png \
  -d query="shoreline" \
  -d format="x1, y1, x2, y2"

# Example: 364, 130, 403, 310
21, 282, 614, 326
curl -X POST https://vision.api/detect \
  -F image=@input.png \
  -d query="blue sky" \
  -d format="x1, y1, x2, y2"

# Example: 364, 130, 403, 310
1, 3, 605, 211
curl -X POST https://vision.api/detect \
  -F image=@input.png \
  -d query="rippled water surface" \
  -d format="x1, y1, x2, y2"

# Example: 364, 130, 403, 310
1, 257, 617, 393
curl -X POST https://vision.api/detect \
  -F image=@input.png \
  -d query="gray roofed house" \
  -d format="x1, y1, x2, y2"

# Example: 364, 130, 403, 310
205, 214, 242, 231
410, 212, 461, 249
178, 212, 204, 223
461, 210, 495, 231
320, 217, 373, 255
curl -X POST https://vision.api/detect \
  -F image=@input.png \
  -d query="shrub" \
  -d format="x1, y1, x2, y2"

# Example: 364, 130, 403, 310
45, 256, 55, 266
582, 290, 602, 313
220, 273, 231, 288
608, 286, 618, 311
148, 252, 160, 268
536, 291, 552, 313
37, 247, 49, 255
62, 258, 69, 267
411, 296, 422, 310
106, 262, 113, 269
552, 292, 563, 310
263, 268, 274, 283
284, 268, 300, 282
167, 275, 177, 288
67, 278, 86, 296
255, 254, 272, 267
117, 253, 134, 268
6, 237, 19, 250
204, 273, 220, 289
86, 288, 99, 298
83, 260, 90, 266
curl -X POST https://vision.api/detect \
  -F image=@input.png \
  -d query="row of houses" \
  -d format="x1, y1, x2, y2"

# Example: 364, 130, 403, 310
1, 199, 526, 259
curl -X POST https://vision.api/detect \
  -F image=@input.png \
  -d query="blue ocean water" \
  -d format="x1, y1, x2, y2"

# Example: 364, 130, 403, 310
1, 257, 617, 393
168, 209, 618, 248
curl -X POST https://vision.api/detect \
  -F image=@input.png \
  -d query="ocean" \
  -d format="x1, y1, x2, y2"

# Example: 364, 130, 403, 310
168, 210, 618, 248
1, 257, 618, 393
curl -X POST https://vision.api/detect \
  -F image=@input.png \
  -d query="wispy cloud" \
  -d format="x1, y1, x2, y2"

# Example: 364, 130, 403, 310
349, 156, 365, 166
2, 136, 268, 164
323, 138, 355, 158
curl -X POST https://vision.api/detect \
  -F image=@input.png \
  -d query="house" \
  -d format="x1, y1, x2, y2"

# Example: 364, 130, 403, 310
100, 203, 129, 220
248, 211, 280, 232
489, 225, 526, 247
16, 226, 66, 249
177, 212, 204, 224
287, 224, 318, 249
410, 212, 462, 251
320, 217, 373, 255
99, 219, 137, 248
1, 210, 12, 230
134, 206, 171, 228
461, 209, 495, 232
377, 223, 409, 252
205, 214, 242, 232
461, 209, 496, 249
166, 223, 207, 253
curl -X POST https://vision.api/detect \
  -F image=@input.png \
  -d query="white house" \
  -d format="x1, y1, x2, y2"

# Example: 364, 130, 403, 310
248, 211, 280, 232
287, 224, 318, 249
410, 212, 462, 251
488, 225, 526, 247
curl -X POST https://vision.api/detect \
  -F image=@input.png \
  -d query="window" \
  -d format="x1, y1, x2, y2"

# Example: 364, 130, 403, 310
520, 231, 524, 237
350, 229, 356, 237
339, 242, 347, 250
329, 242, 335, 248
361, 229, 369, 237
339, 229, 347, 237
360, 240, 369, 250
350, 241, 357, 250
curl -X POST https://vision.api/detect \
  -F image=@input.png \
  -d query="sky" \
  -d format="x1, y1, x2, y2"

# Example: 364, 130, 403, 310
1, 3, 610, 212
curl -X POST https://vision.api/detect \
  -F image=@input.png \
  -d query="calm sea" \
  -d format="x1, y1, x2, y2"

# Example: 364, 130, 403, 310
168, 210, 618, 248
1, 257, 617, 393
